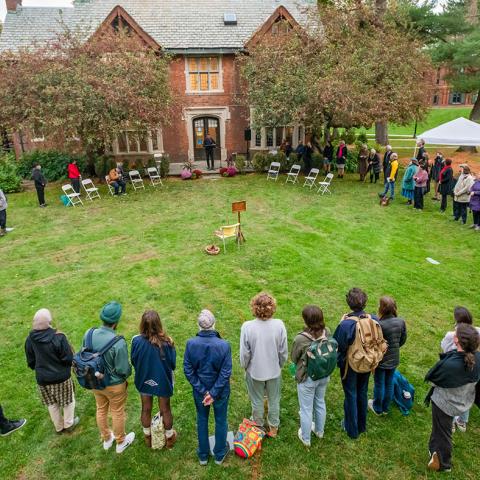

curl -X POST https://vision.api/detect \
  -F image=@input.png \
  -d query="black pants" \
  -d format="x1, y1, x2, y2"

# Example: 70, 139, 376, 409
453, 201, 468, 224
473, 210, 480, 226
35, 185, 45, 206
440, 193, 449, 212
205, 148, 214, 169
370, 172, 379, 183
0, 404, 7, 428
414, 186, 424, 209
304, 157, 312, 174
71, 178, 81, 194
429, 402, 453, 471
0, 210, 6, 229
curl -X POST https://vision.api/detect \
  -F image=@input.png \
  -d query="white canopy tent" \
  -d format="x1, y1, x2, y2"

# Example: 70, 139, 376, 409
417, 117, 480, 147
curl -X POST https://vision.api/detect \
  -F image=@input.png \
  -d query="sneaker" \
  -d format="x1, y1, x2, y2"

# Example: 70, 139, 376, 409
199, 459, 208, 466
475, 226, 480, 231
368, 399, 381, 416
64, 417, 80, 433
311, 422, 324, 439
297, 428, 311, 447
165, 430, 177, 449
454, 418, 467, 433
0, 418, 27, 437
0, 229, 6, 237
116, 432, 135, 454
103, 432, 115, 451
214, 450, 229, 465
428, 452, 440, 472
266, 426, 278, 438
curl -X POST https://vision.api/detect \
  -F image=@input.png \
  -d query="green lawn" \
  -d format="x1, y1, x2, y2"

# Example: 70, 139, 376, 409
1, 174, 479, 480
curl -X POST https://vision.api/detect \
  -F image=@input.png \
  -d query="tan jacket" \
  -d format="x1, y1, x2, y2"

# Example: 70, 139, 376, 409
454, 174, 475, 203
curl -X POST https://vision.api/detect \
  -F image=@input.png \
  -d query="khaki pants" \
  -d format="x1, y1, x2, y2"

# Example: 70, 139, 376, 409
93, 382, 127, 443
47, 396, 76, 432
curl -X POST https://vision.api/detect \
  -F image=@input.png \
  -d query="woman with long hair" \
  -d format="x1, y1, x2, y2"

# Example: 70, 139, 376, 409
131, 310, 176, 449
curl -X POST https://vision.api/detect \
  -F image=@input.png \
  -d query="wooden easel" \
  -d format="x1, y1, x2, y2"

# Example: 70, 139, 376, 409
232, 201, 246, 244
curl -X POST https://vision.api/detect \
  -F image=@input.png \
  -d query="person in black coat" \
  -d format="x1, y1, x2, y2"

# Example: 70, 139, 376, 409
25, 309, 78, 434
323, 140, 334, 174
438, 158, 454, 213
369, 297, 407, 415
32, 164, 47, 207
303, 142, 313, 174
367, 149, 381, 184
416, 139, 426, 162
382, 145, 393, 184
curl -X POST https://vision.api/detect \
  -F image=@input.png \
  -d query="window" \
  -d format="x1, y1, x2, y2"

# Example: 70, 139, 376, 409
115, 130, 162, 154
275, 127, 283, 147
187, 57, 221, 92
449, 92, 464, 104
251, 124, 304, 150
432, 94, 439, 105
255, 130, 262, 147
266, 128, 274, 147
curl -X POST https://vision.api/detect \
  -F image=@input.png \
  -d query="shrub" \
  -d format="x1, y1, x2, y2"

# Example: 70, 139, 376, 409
252, 152, 269, 172
345, 150, 358, 173
159, 155, 170, 178
219, 167, 228, 176
94, 156, 116, 179
226, 166, 237, 177
285, 152, 304, 171
18, 150, 87, 181
235, 155, 246, 174
192, 169, 203, 179
0, 153, 22, 193
311, 152, 323, 170
181, 169, 192, 180
271, 151, 288, 172
341, 128, 357, 145
357, 131, 368, 144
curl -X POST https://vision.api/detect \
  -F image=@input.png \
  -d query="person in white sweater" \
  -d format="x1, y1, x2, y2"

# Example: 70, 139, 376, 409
240, 292, 288, 438
0, 189, 7, 237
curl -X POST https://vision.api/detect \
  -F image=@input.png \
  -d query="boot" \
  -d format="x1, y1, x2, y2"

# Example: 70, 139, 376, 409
166, 430, 177, 449
144, 434, 152, 448
0, 228, 6, 237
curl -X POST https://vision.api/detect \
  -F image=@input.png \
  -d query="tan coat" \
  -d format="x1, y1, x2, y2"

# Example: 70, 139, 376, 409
454, 174, 475, 203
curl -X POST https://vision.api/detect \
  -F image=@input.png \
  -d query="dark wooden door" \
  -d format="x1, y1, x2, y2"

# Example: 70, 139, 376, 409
193, 117, 220, 161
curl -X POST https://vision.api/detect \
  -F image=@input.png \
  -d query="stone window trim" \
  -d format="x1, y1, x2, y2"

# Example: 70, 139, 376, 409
184, 55, 224, 94
111, 129, 164, 156
250, 125, 305, 151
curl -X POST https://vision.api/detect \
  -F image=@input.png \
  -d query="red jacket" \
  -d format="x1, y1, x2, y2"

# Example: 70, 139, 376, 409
67, 163, 81, 179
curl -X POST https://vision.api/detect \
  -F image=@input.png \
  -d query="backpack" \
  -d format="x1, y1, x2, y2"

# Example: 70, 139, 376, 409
344, 315, 387, 379
233, 419, 265, 459
73, 328, 124, 390
301, 333, 338, 381
392, 370, 415, 416
151, 412, 166, 450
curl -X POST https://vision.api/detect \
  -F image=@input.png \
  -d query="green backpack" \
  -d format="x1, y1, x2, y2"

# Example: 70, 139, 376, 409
302, 333, 338, 381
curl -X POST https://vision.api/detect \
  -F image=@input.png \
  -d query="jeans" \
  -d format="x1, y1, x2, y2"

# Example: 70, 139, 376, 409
373, 368, 395, 414
458, 410, 469, 424
429, 402, 453, 471
193, 392, 229, 462
453, 201, 468, 223
473, 211, 480, 226
297, 376, 329, 442
205, 148, 215, 169
381, 180, 395, 199
245, 373, 281, 428
71, 178, 81, 194
341, 367, 370, 439
113, 180, 126, 195
35, 185, 45, 206
414, 186, 424, 209
0, 209, 6, 229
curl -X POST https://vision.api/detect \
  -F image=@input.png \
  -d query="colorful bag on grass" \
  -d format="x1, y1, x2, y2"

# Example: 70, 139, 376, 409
151, 412, 166, 449
60, 194, 70, 206
234, 419, 265, 459
392, 370, 415, 416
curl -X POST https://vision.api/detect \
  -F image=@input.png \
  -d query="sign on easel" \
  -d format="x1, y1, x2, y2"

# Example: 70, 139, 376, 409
232, 201, 246, 243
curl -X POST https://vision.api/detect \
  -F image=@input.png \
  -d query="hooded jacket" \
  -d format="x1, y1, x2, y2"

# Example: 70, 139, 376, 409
25, 328, 73, 386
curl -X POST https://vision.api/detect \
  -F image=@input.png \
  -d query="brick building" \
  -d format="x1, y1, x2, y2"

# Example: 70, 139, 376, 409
0, 0, 315, 163
428, 66, 477, 107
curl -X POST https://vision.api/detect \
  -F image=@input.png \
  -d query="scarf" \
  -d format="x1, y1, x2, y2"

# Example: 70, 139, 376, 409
337, 145, 344, 159
439, 165, 449, 183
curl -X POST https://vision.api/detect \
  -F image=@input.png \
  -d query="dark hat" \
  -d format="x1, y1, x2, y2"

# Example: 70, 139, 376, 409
100, 301, 122, 324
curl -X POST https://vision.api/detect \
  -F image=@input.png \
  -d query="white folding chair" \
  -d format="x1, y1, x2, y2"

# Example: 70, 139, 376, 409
214, 223, 240, 253
105, 176, 115, 196
62, 184, 83, 207
81, 178, 101, 201
303, 168, 319, 189
285, 164, 301, 185
317, 173, 334, 195
129, 170, 145, 191
267, 162, 281, 181
146, 167, 163, 187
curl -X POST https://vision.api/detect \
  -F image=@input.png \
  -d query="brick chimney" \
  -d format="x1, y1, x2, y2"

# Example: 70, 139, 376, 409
6, 0, 22, 13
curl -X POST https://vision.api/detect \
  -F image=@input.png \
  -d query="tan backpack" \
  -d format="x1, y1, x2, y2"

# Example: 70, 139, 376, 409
343, 315, 388, 379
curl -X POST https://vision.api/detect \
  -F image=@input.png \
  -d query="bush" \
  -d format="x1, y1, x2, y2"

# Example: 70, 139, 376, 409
270, 151, 288, 172
341, 128, 357, 145
226, 166, 237, 177
192, 169, 203, 179
285, 152, 304, 171
181, 169, 192, 180
219, 167, 228, 176
311, 152, 323, 170
0, 153, 22, 193
345, 150, 358, 173
235, 155, 246, 174
94, 156, 116, 179
357, 131, 368, 144
18, 150, 87, 181
159, 155, 170, 178
252, 152, 269, 172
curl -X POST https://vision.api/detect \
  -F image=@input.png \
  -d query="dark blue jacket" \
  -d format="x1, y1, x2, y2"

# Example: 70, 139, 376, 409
183, 330, 232, 400
131, 335, 176, 397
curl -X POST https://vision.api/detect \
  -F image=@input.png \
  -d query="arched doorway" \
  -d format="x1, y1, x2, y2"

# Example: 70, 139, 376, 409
192, 116, 221, 161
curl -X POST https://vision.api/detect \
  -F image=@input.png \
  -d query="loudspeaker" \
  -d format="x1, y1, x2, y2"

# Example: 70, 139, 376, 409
244, 129, 252, 141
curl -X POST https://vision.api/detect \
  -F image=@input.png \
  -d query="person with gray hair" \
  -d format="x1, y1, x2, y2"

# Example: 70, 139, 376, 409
184, 309, 232, 466
25, 309, 78, 434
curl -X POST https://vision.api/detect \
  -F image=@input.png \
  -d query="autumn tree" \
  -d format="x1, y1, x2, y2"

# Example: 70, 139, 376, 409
0, 27, 174, 162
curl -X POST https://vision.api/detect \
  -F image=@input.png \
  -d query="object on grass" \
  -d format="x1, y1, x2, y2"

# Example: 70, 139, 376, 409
215, 224, 240, 253
129, 170, 146, 191
285, 164, 301, 185
82, 178, 101, 201
426, 257, 440, 265
317, 173, 334, 195
146, 167, 163, 187
6, 227, 14, 232
303, 168, 320, 189
267, 162, 281, 181
205, 244, 220, 256
61, 184, 83, 207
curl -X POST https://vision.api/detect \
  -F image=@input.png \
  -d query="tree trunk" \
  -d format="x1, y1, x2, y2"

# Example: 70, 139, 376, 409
375, 120, 389, 145
470, 89, 480, 122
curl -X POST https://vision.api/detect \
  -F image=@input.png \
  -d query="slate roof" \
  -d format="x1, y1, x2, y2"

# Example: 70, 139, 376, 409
0, 0, 317, 53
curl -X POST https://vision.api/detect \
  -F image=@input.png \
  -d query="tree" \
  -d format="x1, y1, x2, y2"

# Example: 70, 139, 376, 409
0, 27, 174, 161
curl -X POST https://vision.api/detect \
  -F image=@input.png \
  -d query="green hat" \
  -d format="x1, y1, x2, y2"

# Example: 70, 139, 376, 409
100, 301, 122, 324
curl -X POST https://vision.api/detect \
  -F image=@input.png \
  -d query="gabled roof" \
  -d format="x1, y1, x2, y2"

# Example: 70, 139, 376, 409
0, 0, 317, 53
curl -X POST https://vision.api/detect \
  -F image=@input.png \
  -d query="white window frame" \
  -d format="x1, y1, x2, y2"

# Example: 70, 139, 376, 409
112, 129, 164, 156
250, 125, 305, 151
185, 56, 224, 94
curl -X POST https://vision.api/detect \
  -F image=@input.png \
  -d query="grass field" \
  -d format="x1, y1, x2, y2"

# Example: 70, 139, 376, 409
1, 173, 479, 480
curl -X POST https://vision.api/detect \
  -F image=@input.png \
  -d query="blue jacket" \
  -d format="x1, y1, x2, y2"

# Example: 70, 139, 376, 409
183, 330, 232, 400
131, 335, 176, 397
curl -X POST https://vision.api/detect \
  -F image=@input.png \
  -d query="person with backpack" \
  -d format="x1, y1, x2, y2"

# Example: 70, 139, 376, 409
333, 288, 386, 439
425, 324, 480, 473
24, 308, 78, 434
131, 310, 177, 449
240, 292, 288, 438
291, 305, 337, 447
368, 296, 407, 416
184, 309, 232, 466
81, 301, 135, 454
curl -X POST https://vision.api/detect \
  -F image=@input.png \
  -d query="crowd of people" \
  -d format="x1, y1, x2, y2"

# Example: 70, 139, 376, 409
1, 291, 479, 474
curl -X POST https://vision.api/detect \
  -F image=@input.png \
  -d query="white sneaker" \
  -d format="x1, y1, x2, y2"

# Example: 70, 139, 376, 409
368, 399, 380, 416
103, 432, 115, 451
311, 422, 324, 439
454, 417, 467, 433
297, 428, 311, 447
116, 432, 135, 454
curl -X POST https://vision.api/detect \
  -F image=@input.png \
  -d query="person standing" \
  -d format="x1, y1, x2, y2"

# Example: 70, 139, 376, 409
416, 139, 426, 162
107, 162, 127, 196
184, 310, 232, 466
368, 297, 407, 416
204, 134, 216, 171
291, 305, 332, 447
426, 324, 480, 473
439, 158, 454, 213
303, 142, 313, 174
240, 292, 288, 438
296, 141, 306, 167
382, 145, 393, 183
469, 171, 480, 230
32, 163, 47, 207
83, 302, 135, 454
67, 159, 82, 194
0, 189, 8, 237
367, 149, 381, 184
25, 309, 78, 434
0, 406, 26, 436
336, 140, 348, 178
357, 144, 369, 182
431, 152, 444, 201
131, 310, 177, 449
453, 165, 474, 225
379, 153, 399, 201
323, 140, 334, 175
413, 163, 429, 210
401, 158, 418, 205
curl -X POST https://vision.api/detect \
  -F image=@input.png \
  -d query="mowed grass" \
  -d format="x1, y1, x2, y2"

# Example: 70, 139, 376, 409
1, 173, 479, 480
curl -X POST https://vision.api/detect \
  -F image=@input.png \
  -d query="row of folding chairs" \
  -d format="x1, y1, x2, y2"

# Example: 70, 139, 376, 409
267, 162, 334, 195
105, 167, 163, 195
61, 179, 101, 207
